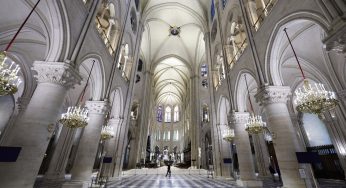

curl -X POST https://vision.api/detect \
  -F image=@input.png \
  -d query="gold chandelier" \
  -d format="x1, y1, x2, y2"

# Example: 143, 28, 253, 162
294, 79, 338, 115
283, 28, 338, 115
244, 74, 266, 134
59, 106, 89, 128
100, 124, 114, 140
0, 52, 21, 96
0, 1, 41, 96
222, 128, 235, 142
245, 114, 266, 134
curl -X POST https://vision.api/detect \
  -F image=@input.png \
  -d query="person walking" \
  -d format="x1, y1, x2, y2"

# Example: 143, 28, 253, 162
166, 163, 171, 177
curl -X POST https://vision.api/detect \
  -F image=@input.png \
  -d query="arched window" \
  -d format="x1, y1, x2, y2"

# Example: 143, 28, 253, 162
167, 131, 170, 141
165, 106, 172, 122
157, 106, 163, 122
173, 106, 179, 122
201, 64, 208, 77
173, 130, 179, 141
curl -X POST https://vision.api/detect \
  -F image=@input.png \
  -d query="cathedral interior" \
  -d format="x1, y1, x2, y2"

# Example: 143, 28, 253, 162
0, 0, 346, 188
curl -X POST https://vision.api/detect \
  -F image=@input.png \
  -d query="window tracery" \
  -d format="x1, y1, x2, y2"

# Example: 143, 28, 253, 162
174, 106, 179, 122
165, 106, 172, 123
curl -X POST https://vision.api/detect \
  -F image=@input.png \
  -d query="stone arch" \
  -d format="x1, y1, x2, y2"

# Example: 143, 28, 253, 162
234, 70, 259, 112
78, 55, 105, 100
110, 88, 124, 119
79, 55, 106, 100
217, 96, 230, 126
265, 12, 330, 85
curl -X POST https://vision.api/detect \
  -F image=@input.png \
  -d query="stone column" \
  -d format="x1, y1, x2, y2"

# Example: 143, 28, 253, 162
63, 100, 108, 188
255, 86, 306, 188
41, 127, 77, 187
204, 31, 222, 176
0, 61, 81, 188
232, 112, 262, 187
218, 124, 232, 177
190, 75, 200, 168
252, 134, 270, 177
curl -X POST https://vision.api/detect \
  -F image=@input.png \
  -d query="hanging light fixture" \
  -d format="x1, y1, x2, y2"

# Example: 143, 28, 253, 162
59, 60, 95, 128
283, 28, 338, 115
0, 52, 21, 96
0, 0, 41, 96
100, 124, 114, 140
244, 74, 266, 134
222, 127, 235, 142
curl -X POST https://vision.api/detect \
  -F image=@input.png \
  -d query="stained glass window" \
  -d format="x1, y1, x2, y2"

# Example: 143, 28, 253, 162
157, 106, 163, 122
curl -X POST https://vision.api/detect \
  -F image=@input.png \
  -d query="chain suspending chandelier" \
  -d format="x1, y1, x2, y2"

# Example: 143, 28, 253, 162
222, 127, 235, 142
244, 75, 266, 134
59, 60, 95, 128
283, 28, 338, 116
0, 0, 41, 96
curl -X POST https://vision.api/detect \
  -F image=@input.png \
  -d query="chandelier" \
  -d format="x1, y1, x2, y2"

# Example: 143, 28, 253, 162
59, 106, 89, 128
244, 74, 266, 134
222, 128, 235, 142
100, 124, 114, 140
59, 60, 95, 128
0, 1, 41, 96
245, 114, 266, 134
0, 52, 21, 96
294, 80, 338, 115
283, 28, 338, 115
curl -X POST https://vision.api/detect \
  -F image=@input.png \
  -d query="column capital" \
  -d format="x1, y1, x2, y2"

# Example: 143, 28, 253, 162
85, 100, 109, 115
231, 112, 250, 124
255, 85, 291, 105
32, 61, 82, 89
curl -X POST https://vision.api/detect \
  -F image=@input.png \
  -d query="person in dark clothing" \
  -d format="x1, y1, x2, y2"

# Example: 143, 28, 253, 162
276, 166, 282, 182
166, 164, 171, 177
269, 165, 276, 182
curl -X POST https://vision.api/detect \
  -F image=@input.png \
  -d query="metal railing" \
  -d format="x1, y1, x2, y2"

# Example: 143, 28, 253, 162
228, 38, 248, 69
95, 16, 115, 56
252, 0, 277, 30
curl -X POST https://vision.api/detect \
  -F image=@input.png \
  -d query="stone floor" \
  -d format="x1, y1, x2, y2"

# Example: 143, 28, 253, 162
106, 174, 242, 188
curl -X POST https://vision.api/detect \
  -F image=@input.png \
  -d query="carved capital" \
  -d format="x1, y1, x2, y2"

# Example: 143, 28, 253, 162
32, 61, 82, 89
231, 112, 250, 125
255, 86, 291, 105
85, 100, 109, 115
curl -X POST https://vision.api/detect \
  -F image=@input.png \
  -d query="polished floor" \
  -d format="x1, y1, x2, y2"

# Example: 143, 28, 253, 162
106, 174, 241, 188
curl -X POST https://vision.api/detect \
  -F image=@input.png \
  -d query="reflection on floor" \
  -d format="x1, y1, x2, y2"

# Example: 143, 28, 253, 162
107, 174, 241, 188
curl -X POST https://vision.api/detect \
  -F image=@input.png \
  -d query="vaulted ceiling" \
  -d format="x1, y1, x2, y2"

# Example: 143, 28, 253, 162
140, 0, 209, 106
